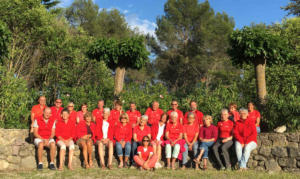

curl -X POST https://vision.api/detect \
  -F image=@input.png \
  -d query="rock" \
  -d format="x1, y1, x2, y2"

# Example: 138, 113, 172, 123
0, 146, 6, 154
287, 142, 298, 148
261, 138, 272, 147
19, 149, 31, 157
287, 147, 300, 157
252, 149, 258, 155
271, 147, 288, 157
287, 133, 299, 142
255, 166, 265, 171
258, 161, 265, 166
254, 155, 266, 161
259, 147, 271, 157
265, 159, 281, 171
297, 161, 300, 168
269, 134, 287, 146
20, 156, 36, 170
12, 146, 20, 156
274, 125, 286, 133
7, 156, 21, 164
14, 138, 26, 146
0, 160, 9, 170
8, 164, 19, 170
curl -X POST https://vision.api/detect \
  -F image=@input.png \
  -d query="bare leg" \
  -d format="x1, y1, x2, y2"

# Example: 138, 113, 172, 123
118, 156, 124, 168
108, 141, 113, 166
87, 139, 93, 167
59, 149, 65, 170
167, 158, 171, 168
98, 142, 105, 167
38, 143, 44, 163
80, 141, 89, 168
68, 149, 74, 170
171, 158, 176, 170
50, 142, 56, 163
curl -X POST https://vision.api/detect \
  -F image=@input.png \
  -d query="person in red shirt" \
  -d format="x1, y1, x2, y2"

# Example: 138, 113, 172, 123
194, 115, 218, 170
181, 112, 199, 169
31, 96, 47, 134
132, 115, 151, 165
95, 108, 114, 170
33, 107, 56, 170
114, 113, 132, 168
183, 100, 204, 127
76, 112, 96, 169
151, 112, 167, 168
247, 102, 261, 133
133, 136, 158, 170
167, 100, 184, 124
228, 103, 240, 123
92, 100, 104, 122
126, 102, 141, 128
76, 103, 88, 124
110, 100, 124, 126
145, 101, 164, 126
212, 109, 234, 170
165, 111, 183, 170
55, 109, 76, 171
234, 108, 257, 170
67, 102, 77, 124
50, 99, 64, 121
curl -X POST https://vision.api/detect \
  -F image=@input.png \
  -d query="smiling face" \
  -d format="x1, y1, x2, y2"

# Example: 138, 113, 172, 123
160, 114, 167, 123
170, 115, 178, 124
98, 100, 104, 109
43, 108, 52, 120
240, 110, 248, 120
248, 103, 254, 112
130, 103, 136, 111
55, 99, 62, 108
39, 96, 46, 106
190, 102, 197, 111
221, 111, 229, 121
103, 110, 110, 120
171, 101, 178, 110
188, 114, 195, 124
152, 102, 159, 111
140, 118, 147, 126
85, 116, 92, 123
81, 105, 88, 113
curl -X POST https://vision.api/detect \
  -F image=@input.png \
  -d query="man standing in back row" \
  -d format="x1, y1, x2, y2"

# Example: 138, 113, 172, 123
50, 99, 63, 121
183, 100, 204, 127
145, 101, 164, 126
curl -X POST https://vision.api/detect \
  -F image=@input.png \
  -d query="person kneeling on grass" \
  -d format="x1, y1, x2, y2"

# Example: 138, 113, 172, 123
56, 109, 76, 171
234, 108, 257, 170
33, 107, 56, 170
75, 112, 96, 169
194, 115, 218, 170
134, 136, 158, 171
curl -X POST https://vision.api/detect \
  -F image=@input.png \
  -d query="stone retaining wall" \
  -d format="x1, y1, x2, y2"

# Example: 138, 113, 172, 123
0, 129, 299, 171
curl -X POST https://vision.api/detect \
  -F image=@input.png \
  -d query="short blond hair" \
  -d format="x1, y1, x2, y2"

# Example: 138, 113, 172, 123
119, 113, 129, 122
203, 115, 213, 123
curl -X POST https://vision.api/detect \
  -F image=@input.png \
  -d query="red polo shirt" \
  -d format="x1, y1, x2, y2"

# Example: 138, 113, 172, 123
114, 123, 132, 142
217, 120, 234, 138
248, 110, 261, 126
145, 107, 164, 125
31, 104, 46, 119
234, 118, 257, 144
137, 146, 154, 161
126, 110, 141, 127
183, 110, 204, 126
133, 125, 151, 142
92, 108, 103, 121
55, 119, 76, 142
69, 111, 77, 124
167, 109, 184, 123
50, 106, 64, 121
183, 122, 199, 143
165, 122, 183, 141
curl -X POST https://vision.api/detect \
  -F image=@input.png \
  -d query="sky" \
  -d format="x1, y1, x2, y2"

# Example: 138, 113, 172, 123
58, 0, 292, 37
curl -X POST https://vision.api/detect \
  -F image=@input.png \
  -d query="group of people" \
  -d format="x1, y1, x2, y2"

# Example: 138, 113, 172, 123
30, 96, 261, 171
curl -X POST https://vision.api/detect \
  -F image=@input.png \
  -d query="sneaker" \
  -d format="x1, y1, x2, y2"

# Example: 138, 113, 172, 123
154, 162, 162, 169
220, 166, 226, 170
37, 163, 43, 170
49, 163, 56, 170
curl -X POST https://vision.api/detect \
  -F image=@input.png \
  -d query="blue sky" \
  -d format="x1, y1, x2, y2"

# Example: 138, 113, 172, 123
59, 0, 292, 36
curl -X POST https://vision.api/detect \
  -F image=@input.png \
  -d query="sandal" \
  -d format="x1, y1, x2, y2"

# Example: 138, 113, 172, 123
193, 158, 201, 164
108, 165, 113, 170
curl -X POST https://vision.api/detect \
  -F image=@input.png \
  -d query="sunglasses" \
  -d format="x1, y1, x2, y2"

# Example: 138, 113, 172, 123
56, 101, 62, 104
143, 140, 150, 142
171, 104, 178, 105
68, 106, 74, 107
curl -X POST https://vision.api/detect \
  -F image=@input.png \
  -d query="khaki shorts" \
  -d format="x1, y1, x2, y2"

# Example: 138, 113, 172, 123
34, 138, 55, 147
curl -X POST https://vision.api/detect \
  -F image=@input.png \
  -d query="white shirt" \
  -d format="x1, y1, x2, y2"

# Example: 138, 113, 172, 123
156, 124, 165, 141
102, 120, 109, 139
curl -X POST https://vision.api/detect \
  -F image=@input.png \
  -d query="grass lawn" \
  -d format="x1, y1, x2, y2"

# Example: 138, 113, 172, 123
0, 168, 299, 179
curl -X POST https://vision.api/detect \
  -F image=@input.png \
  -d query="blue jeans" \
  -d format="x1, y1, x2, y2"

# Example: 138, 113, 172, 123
182, 141, 199, 165
115, 141, 131, 157
131, 141, 140, 163
199, 141, 214, 159
256, 126, 261, 134
235, 141, 257, 168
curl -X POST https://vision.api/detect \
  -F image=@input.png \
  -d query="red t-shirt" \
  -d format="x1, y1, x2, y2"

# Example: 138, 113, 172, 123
50, 106, 64, 121
110, 109, 123, 126
248, 110, 261, 126
126, 110, 141, 127
229, 110, 240, 123
165, 122, 183, 141
199, 125, 218, 141
183, 122, 199, 143
69, 111, 77, 124
234, 118, 257, 144
183, 110, 204, 126
145, 108, 164, 125
217, 120, 234, 138
31, 104, 46, 119
137, 146, 154, 161
133, 125, 151, 142
92, 108, 103, 121
167, 109, 184, 122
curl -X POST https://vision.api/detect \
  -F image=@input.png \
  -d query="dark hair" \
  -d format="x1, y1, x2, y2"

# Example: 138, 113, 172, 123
247, 102, 255, 107
114, 100, 122, 106
190, 100, 197, 105
130, 101, 136, 105
142, 136, 151, 143
98, 99, 104, 103
160, 112, 168, 122
61, 108, 69, 114
81, 103, 88, 108
229, 102, 237, 109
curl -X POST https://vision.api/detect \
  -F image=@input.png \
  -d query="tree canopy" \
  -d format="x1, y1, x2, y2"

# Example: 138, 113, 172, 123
0, 21, 11, 63
282, 0, 300, 16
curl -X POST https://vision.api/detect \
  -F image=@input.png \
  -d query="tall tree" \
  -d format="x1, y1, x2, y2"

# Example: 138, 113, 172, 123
41, 0, 60, 9
282, 0, 300, 16
0, 21, 11, 63
87, 37, 149, 97
228, 25, 293, 104
152, 0, 235, 94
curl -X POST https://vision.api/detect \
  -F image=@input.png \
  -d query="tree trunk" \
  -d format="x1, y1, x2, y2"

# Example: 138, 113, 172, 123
254, 57, 267, 104
114, 67, 126, 97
